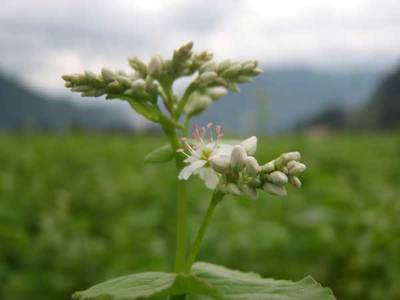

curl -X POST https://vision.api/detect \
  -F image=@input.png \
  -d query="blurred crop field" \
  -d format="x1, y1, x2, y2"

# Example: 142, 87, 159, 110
1, 133, 400, 300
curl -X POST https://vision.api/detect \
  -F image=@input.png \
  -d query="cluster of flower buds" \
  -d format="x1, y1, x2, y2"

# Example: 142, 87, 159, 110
215, 147, 306, 198
62, 42, 262, 125
184, 58, 263, 117
62, 67, 159, 102
178, 124, 306, 199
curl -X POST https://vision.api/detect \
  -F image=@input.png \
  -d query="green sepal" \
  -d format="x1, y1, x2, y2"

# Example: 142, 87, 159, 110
72, 262, 336, 300
144, 144, 175, 164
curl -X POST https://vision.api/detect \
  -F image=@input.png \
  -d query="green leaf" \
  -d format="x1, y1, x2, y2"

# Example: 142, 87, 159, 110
192, 262, 336, 300
128, 101, 161, 123
144, 144, 174, 164
72, 262, 335, 300
72, 272, 219, 300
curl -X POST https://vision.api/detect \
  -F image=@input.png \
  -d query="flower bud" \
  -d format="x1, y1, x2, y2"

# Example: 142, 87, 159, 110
117, 76, 132, 87
129, 57, 147, 76
71, 85, 91, 93
236, 76, 252, 83
241, 60, 257, 72
281, 152, 301, 163
101, 68, 115, 83
185, 94, 212, 117
217, 59, 232, 72
226, 82, 240, 93
148, 55, 164, 78
173, 41, 193, 63
210, 156, 231, 174
287, 161, 307, 175
230, 145, 247, 170
222, 63, 241, 77
289, 176, 302, 188
107, 81, 123, 92
245, 156, 260, 176
199, 61, 217, 73
264, 182, 287, 196
145, 76, 158, 94
131, 79, 146, 91
240, 136, 257, 155
261, 161, 275, 172
227, 183, 241, 195
84, 70, 98, 82
199, 71, 217, 85
206, 87, 227, 101
250, 68, 263, 75
269, 171, 288, 185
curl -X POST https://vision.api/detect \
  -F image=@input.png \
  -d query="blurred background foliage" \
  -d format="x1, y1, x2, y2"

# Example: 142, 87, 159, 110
1, 134, 399, 300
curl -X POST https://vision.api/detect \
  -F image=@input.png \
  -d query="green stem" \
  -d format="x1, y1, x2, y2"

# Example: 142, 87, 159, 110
185, 191, 224, 272
163, 125, 188, 273
183, 115, 190, 137
173, 83, 196, 120
174, 171, 188, 272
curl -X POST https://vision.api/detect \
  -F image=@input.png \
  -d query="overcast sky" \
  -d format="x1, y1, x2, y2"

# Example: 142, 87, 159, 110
1, 0, 399, 95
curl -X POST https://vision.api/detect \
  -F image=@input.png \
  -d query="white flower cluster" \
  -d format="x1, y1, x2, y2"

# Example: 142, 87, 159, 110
178, 124, 306, 199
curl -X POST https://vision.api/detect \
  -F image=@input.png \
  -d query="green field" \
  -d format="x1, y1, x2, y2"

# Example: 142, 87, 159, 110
1, 134, 400, 300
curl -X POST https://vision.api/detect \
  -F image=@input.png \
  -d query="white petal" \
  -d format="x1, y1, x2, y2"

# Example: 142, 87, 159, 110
184, 155, 199, 163
230, 145, 247, 170
210, 155, 231, 174
240, 136, 257, 155
178, 160, 207, 180
216, 144, 234, 154
198, 168, 219, 189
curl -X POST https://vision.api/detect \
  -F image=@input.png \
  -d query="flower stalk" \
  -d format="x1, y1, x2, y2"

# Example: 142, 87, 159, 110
185, 191, 224, 272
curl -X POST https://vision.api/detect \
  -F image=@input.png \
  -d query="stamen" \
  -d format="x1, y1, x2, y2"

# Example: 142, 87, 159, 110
184, 140, 199, 157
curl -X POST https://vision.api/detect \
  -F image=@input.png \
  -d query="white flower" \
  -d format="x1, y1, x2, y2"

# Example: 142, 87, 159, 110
178, 123, 232, 189
178, 124, 258, 191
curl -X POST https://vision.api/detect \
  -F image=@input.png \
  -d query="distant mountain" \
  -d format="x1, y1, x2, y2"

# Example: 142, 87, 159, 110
351, 65, 400, 130
196, 67, 381, 133
0, 73, 134, 131
0, 67, 383, 133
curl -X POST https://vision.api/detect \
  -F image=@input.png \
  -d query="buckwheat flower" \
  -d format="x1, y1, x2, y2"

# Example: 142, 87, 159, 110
178, 123, 231, 189
178, 124, 259, 191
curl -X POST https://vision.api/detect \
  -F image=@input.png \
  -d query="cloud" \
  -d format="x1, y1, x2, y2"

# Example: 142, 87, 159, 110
0, 0, 399, 94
